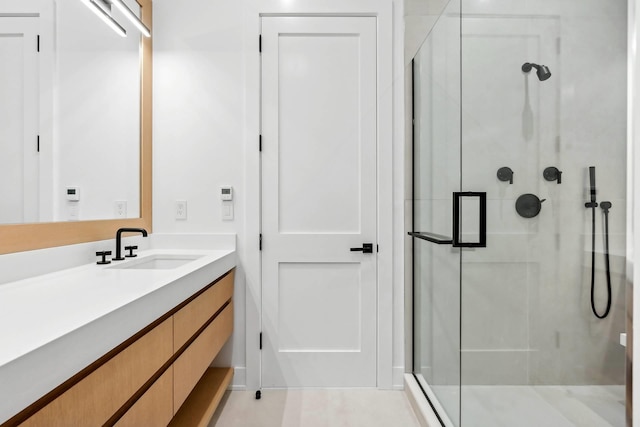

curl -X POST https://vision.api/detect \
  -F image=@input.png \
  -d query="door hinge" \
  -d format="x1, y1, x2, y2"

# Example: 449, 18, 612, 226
377, 244, 379, 253
259, 134, 262, 152
259, 234, 262, 251
259, 35, 262, 53
259, 332, 263, 350
37, 35, 40, 52
37, 135, 40, 152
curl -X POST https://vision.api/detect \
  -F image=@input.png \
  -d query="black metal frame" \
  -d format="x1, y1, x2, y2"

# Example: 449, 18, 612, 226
410, 58, 448, 427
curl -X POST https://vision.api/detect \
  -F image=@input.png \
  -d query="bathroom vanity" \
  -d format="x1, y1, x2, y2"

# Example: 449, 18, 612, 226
0, 247, 235, 426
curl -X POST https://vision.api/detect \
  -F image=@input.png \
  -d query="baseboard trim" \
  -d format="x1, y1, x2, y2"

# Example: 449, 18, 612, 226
393, 366, 405, 390
229, 366, 246, 390
228, 367, 413, 392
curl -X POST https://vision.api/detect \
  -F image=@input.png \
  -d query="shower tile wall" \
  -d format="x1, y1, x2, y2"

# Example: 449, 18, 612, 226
459, 0, 627, 386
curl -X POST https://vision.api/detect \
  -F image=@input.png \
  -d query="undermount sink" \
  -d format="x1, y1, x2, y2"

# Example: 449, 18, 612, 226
108, 254, 204, 270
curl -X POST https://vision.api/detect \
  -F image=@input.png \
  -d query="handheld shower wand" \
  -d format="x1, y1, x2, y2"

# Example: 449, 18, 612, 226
587, 167, 597, 207
585, 166, 612, 319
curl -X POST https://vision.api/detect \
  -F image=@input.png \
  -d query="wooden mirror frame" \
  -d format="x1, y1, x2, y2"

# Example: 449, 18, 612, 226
0, 0, 152, 255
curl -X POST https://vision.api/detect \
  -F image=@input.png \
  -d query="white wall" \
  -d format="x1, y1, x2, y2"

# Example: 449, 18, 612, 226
153, 0, 405, 389
153, 0, 247, 385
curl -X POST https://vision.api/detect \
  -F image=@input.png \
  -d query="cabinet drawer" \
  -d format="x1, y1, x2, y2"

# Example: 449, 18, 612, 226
173, 301, 233, 412
174, 269, 234, 351
22, 319, 172, 427
114, 367, 173, 427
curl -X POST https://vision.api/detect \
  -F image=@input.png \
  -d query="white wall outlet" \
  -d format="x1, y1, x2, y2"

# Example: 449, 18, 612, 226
176, 200, 187, 220
114, 201, 127, 218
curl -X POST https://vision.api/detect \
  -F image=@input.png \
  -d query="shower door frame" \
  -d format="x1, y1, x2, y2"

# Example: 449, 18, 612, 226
410, 59, 455, 427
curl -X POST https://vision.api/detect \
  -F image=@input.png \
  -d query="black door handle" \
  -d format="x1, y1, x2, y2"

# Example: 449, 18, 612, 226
453, 192, 487, 248
350, 243, 373, 254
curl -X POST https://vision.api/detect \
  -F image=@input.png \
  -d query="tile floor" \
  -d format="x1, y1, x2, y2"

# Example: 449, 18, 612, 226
208, 389, 422, 427
208, 385, 625, 427
461, 385, 625, 427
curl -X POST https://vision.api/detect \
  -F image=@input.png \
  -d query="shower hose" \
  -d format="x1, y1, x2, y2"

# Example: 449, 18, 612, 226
589, 204, 612, 319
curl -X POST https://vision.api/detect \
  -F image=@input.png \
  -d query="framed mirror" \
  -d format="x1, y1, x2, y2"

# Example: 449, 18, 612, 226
0, 0, 152, 255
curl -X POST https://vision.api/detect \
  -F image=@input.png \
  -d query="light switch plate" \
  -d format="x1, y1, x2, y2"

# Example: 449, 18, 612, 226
222, 201, 233, 220
67, 203, 79, 221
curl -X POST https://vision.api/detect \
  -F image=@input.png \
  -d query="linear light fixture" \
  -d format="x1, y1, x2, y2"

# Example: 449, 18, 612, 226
109, 0, 151, 38
82, 0, 126, 37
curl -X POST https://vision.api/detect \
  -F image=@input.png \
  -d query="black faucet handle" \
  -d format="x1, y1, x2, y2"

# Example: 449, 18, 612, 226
96, 251, 112, 265
125, 245, 139, 258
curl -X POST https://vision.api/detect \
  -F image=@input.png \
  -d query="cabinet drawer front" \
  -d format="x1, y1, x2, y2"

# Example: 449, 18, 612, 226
174, 269, 234, 351
173, 301, 234, 412
114, 367, 173, 427
22, 319, 172, 427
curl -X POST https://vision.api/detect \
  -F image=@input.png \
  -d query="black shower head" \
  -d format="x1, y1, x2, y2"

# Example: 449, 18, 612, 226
522, 62, 552, 81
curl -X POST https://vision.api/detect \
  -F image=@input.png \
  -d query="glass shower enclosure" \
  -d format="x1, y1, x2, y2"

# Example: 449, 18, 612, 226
410, 0, 628, 426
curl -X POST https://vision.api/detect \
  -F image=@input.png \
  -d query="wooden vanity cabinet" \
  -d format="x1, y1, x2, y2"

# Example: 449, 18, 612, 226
20, 319, 173, 427
114, 367, 174, 427
174, 270, 234, 351
174, 301, 233, 411
7, 268, 235, 427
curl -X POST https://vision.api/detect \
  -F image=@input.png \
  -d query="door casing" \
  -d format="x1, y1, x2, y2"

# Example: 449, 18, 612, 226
243, 0, 394, 391
260, 15, 378, 387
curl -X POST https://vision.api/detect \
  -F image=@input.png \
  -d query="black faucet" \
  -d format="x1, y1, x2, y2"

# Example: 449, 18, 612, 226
113, 228, 148, 261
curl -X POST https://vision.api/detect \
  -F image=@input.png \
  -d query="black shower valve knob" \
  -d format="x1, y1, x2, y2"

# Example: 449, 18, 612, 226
543, 167, 562, 184
497, 167, 514, 184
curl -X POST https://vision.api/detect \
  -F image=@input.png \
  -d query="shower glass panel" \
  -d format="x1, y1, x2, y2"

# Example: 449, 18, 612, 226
459, 0, 627, 425
412, 0, 461, 424
411, 0, 628, 426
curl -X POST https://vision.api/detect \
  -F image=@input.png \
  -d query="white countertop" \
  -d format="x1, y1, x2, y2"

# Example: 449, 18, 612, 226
0, 248, 236, 424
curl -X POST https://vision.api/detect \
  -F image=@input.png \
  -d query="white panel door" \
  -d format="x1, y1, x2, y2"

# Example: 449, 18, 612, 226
0, 18, 39, 224
261, 16, 378, 387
